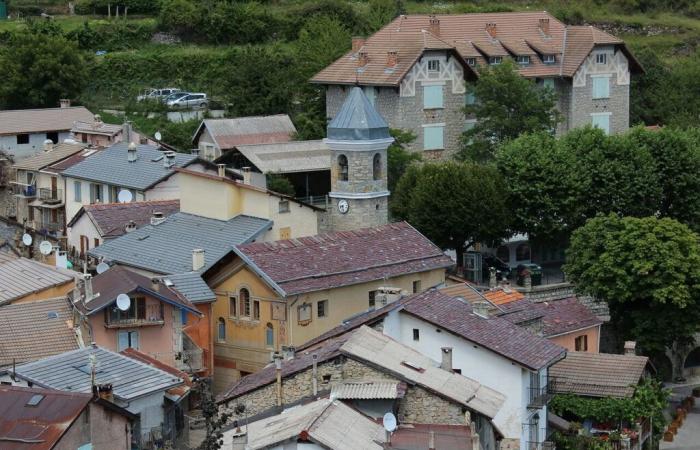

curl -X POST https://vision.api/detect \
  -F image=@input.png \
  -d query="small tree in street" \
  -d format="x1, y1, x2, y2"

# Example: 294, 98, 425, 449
459, 61, 561, 162
194, 378, 231, 450
391, 161, 510, 267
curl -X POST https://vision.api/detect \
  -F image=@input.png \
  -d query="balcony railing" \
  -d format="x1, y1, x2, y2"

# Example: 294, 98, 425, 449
39, 188, 62, 204
13, 184, 36, 198
106, 304, 164, 328
528, 377, 556, 408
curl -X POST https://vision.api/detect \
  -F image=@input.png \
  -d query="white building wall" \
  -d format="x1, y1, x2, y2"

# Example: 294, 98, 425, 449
127, 394, 166, 435
145, 175, 181, 201
67, 213, 102, 255
0, 132, 72, 161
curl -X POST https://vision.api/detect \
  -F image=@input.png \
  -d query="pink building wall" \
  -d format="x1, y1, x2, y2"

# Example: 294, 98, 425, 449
549, 325, 601, 353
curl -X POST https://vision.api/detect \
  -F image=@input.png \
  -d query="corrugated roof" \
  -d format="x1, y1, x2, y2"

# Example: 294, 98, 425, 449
12, 143, 88, 171
0, 107, 93, 136
228, 399, 385, 450
89, 212, 271, 274
61, 142, 196, 190
0, 297, 80, 368
71, 120, 123, 136
15, 346, 183, 401
550, 352, 649, 398
162, 272, 216, 303
0, 385, 91, 450
342, 326, 505, 419
331, 380, 405, 399
194, 115, 296, 150
237, 222, 453, 296
235, 140, 330, 173
67, 200, 180, 238
327, 87, 391, 141
0, 258, 77, 305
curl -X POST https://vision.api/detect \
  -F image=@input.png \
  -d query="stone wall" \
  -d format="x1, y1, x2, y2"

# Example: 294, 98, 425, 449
398, 385, 465, 425
570, 73, 629, 134
324, 195, 388, 233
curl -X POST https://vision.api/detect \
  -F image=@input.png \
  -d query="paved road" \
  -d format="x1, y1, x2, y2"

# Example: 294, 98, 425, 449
660, 384, 700, 450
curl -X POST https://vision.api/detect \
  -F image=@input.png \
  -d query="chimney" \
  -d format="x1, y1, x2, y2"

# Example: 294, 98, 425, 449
151, 211, 166, 226
217, 163, 226, 178
488, 267, 497, 288
127, 142, 138, 162
429, 15, 440, 36
351, 36, 365, 53
539, 18, 550, 36
357, 51, 369, 67
485, 22, 497, 38
274, 352, 284, 407
386, 50, 398, 68
192, 248, 205, 271
624, 341, 637, 356
125, 220, 136, 233
59, 99, 71, 108
473, 300, 490, 319
93, 114, 103, 129
96, 383, 114, 401
163, 150, 176, 168
242, 166, 251, 185
122, 121, 132, 143
84, 274, 94, 302
282, 345, 296, 360
312, 354, 318, 396
441, 347, 453, 372
43, 139, 54, 152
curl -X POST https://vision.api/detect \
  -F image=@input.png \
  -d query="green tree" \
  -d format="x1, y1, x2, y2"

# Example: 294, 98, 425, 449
564, 214, 700, 354
158, 0, 199, 36
460, 61, 561, 162
266, 174, 296, 196
194, 377, 232, 450
387, 129, 420, 193
0, 29, 88, 109
392, 161, 510, 266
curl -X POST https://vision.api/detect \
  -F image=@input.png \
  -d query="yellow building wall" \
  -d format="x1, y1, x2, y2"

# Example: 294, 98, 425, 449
549, 326, 601, 353
13, 280, 76, 304
179, 173, 239, 220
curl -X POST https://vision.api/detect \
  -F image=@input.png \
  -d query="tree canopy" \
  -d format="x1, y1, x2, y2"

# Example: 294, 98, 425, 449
564, 214, 700, 354
387, 129, 420, 194
391, 161, 510, 266
459, 61, 561, 162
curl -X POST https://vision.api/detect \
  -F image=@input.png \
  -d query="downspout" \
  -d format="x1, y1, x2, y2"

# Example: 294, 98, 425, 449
287, 295, 300, 347
312, 354, 318, 397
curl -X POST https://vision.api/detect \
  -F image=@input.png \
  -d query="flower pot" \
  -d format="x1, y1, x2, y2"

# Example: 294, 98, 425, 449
664, 431, 674, 442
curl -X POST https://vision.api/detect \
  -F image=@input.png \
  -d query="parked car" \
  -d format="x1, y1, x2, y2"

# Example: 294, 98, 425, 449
163, 92, 190, 103
166, 93, 208, 109
137, 88, 181, 102
482, 254, 511, 281
516, 263, 542, 287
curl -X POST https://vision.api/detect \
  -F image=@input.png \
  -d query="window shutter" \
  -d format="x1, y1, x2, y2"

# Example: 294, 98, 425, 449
130, 331, 139, 349
592, 77, 609, 99
423, 85, 443, 109
591, 115, 610, 135
118, 331, 129, 352
423, 126, 444, 150
89, 184, 95, 203
74, 181, 82, 202
136, 297, 146, 320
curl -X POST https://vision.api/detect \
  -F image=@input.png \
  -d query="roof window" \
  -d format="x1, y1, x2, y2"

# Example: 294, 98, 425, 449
466, 57, 477, 66
489, 56, 503, 65
26, 394, 44, 407
517, 55, 530, 65
543, 54, 556, 64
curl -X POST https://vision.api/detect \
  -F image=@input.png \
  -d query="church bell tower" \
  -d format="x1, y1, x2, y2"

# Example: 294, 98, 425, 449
324, 87, 394, 232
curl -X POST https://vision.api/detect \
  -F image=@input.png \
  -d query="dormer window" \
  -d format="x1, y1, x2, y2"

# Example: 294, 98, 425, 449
466, 57, 476, 66
427, 60, 440, 72
596, 53, 607, 64
543, 54, 556, 64
517, 55, 530, 65
489, 56, 503, 65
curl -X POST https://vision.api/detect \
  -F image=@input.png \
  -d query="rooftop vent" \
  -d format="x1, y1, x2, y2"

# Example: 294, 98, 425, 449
163, 150, 176, 168
127, 142, 138, 162
151, 211, 166, 226
59, 99, 71, 109
125, 220, 137, 233
43, 139, 54, 152
192, 248, 205, 271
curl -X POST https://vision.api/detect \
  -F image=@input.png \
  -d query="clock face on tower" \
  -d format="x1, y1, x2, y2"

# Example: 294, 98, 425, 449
337, 199, 349, 214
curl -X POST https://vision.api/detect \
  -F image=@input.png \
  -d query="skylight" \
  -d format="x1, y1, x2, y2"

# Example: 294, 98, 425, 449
26, 394, 44, 406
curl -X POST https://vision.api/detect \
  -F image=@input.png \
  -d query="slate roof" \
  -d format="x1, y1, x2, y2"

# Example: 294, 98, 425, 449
161, 272, 216, 303
89, 212, 271, 274
67, 200, 180, 238
43, 147, 101, 174
0, 297, 79, 368
550, 352, 650, 398
236, 221, 453, 296
234, 140, 330, 173
400, 289, 566, 371
14, 346, 183, 401
0, 258, 77, 305
193, 115, 296, 150
312, 12, 642, 86
327, 87, 391, 141
0, 386, 93, 450
0, 107, 93, 136
61, 142, 196, 190
537, 297, 603, 337
12, 143, 88, 171
82, 265, 201, 315
225, 398, 386, 450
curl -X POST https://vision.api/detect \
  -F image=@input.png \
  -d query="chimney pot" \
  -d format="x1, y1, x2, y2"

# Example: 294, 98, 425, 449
429, 15, 440, 36
150, 211, 166, 226
127, 142, 138, 162
84, 274, 94, 302
624, 341, 637, 356
163, 150, 176, 168
125, 220, 137, 233
441, 347, 453, 372
488, 267, 497, 288
352, 36, 365, 53
387, 50, 398, 68
59, 99, 71, 108
192, 248, 205, 271
486, 22, 497, 38
217, 163, 226, 178
357, 51, 369, 68
242, 166, 251, 185
191, 148, 200, 157
473, 300, 490, 319
43, 139, 54, 152
539, 18, 550, 36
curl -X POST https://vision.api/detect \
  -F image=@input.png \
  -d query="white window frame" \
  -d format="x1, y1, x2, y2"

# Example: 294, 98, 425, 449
517, 55, 530, 65
489, 56, 503, 65
427, 59, 440, 72
590, 112, 611, 135
591, 74, 611, 99
543, 54, 556, 64
422, 123, 446, 151
595, 53, 607, 64
465, 57, 476, 66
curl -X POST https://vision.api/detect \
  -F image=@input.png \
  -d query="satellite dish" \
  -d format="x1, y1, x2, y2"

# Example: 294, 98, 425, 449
39, 240, 53, 255
383, 412, 397, 433
154, 131, 162, 141
116, 294, 131, 311
96, 262, 110, 274
22, 233, 32, 246
117, 189, 133, 203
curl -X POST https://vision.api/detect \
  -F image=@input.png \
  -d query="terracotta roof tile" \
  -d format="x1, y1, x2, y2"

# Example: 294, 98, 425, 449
537, 297, 603, 337
237, 222, 453, 295
482, 287, 524, 305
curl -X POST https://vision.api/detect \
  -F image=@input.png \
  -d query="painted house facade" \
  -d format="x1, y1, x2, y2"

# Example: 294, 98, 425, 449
312, 12, 642, 157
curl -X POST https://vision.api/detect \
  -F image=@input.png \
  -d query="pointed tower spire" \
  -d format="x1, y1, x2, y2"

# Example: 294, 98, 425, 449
327, 87, 391, 141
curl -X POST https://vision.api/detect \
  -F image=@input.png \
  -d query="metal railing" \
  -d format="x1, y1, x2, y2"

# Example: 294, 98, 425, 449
528, 377, 556, 408
106, 304, 164, 327
294, 195, 328, 207
39, 187, 62, 204
526, 441, 556, 450
14, 185, 36, 198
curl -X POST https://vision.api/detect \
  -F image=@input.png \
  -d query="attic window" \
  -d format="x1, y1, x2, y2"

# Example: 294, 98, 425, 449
427, 60, 440, 72
26, 394, 44, 407
596, 53, 607, 64
401, 361, 425, 373
488, 56, 502, 65
47, 311, 59, 319
517, 55, 530, 65
465, 57, 476, 66
543, 54, 556, 64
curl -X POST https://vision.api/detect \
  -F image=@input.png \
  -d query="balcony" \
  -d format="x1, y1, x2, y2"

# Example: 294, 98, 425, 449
39, 188, 62, 204
13, 184, 36, 198
176, 334, 204, 373
105, 303, 164, 328
528, 377, 556, 409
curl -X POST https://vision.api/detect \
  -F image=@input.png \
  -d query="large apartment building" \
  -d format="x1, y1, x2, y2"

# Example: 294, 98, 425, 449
312, 12, 642, 158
